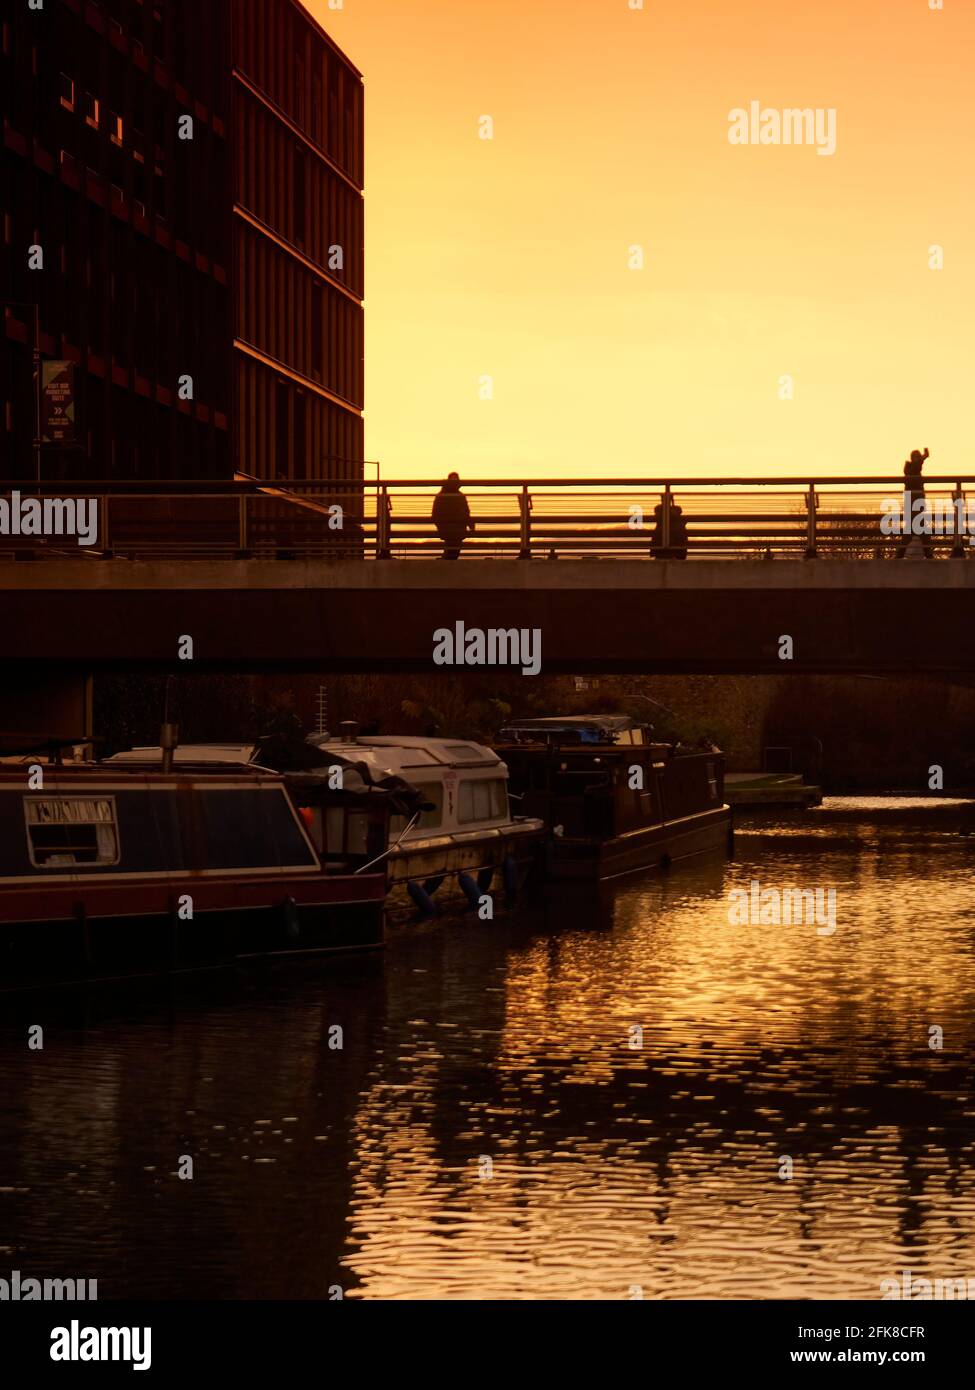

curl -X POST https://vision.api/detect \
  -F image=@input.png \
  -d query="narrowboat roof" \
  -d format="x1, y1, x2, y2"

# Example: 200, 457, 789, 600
504, 716, 638, 732
103, 744, 427, 816
498, 716, 652, 745
0, 759, 274, 781
106, 744, 262, 767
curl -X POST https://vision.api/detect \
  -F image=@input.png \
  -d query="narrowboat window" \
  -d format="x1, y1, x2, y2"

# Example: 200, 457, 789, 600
707, 761, 719, 799
458, 778, 508, 824
25, 797, 119, 868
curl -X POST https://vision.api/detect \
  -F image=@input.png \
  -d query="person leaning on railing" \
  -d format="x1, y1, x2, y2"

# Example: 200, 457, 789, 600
649, 499, 689, 559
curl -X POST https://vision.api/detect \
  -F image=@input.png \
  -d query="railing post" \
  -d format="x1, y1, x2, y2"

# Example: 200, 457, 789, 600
952, 481, 966, 558
377, 485, 392, 559
518, 484, 531, 559
804, 483, 817, 558
661, 485, 672, 553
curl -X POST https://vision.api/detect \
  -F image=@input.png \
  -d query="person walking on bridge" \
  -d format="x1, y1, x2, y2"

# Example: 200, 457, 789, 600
896, 447, 931, 559
432, 472, 475, 559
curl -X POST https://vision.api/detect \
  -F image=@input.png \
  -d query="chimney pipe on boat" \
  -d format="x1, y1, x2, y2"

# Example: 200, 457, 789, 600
339, 720, 359, 744
160, 722, 179, 774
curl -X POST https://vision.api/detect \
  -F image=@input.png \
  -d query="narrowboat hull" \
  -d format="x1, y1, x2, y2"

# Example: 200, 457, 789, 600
544, 806, 732, 880
0, 872, 386, 992
0, 760, 393, 992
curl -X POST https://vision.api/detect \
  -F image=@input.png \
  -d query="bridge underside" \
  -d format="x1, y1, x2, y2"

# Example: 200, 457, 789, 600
4, 559, 974, 675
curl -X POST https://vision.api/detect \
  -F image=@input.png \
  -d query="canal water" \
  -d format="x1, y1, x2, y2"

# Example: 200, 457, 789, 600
2, 798, 974, 1300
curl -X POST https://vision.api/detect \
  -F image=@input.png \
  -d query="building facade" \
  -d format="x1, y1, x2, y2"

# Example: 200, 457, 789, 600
0, 0, 363, 484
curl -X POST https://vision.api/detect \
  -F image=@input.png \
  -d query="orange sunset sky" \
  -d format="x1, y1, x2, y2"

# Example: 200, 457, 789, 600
312, 0, 974, 482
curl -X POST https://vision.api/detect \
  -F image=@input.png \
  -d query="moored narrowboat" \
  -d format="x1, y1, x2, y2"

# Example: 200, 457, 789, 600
495, 715, 732, 881
0, 747, 418, 991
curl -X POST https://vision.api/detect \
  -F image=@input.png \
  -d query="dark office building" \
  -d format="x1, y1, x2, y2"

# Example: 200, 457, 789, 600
0, 0, 364, 484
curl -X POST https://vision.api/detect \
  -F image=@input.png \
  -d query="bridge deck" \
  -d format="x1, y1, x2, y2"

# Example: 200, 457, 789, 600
3, 559, 972, 673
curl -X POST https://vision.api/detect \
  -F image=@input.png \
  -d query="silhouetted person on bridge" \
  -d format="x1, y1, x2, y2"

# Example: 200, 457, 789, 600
896, 447, 931, 559
432, 473, 475, 559
650, 499, 688, 559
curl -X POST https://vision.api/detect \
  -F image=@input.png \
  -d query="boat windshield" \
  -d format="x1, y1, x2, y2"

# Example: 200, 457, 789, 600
458, 779, 508, 823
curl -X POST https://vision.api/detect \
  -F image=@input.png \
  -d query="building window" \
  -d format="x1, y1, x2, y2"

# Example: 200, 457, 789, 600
311, 283, 323, 380
109, 112, 124, 146
84, 93, 100, 129
275, 379, 289, 479
293, 390, 307, 478
59, 74, 75, 111
25, 797, 120, 868
293, 149, 305, 246
312, 71, 322, 143
295, 55, 305, 122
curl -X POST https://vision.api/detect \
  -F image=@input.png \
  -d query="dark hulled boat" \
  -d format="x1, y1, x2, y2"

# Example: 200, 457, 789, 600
495, 716, 732, 881
0, 748, 419, 991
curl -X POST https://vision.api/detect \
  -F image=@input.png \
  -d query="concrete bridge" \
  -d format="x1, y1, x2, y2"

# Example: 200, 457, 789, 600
3, 556, 973, 676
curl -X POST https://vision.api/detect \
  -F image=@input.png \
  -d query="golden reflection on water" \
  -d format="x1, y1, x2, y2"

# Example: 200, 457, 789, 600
1, 800, 974, 1299
344, 800, 975, 1298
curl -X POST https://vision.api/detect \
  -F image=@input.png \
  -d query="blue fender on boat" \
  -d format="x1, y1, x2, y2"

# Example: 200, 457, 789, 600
457, 871, 482, 911
407, 880, 439, 916
502, 855, 519, 900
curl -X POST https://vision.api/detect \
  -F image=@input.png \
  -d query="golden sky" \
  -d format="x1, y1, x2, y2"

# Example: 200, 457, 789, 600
313, 0, 974, 482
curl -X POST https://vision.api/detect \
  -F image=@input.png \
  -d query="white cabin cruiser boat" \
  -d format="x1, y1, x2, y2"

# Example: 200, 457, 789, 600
301, 726, 547, 914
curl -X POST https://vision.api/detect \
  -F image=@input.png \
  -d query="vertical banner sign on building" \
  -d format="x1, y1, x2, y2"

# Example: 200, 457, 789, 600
41, 361, 76, 444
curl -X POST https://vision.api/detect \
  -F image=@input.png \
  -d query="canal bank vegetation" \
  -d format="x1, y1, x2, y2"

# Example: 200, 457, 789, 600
92, 671, 975, 795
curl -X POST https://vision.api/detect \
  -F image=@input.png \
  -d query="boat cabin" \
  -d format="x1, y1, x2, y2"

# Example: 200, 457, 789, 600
304, 734, 515, 844
105, 742, 420, 873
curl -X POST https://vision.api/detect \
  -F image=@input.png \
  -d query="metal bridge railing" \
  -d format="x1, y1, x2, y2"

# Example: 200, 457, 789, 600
1, 477, 973, 560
